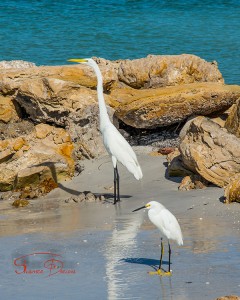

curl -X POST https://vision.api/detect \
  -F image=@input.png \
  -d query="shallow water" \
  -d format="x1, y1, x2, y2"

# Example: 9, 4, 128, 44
0, 154, 240, 299
0, 204, 239, 300
0, 0, 239, 84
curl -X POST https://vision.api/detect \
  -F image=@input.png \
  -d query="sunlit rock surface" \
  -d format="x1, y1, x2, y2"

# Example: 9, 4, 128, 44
0, 54, 239, 196
179, 116, 240, 187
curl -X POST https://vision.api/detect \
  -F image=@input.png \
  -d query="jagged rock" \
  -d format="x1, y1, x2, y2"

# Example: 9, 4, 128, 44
114, 83, 240, 129
0, 54, 230, 157
1, 55, 239, 197
225, 98, 240, 137
224, 174, 240, 203
0, 60, 36, 69
215, 296, 240, 300
0, 124, 74, 195
0, 63, 108, 158
178, 175, 209, 191
179, 116, 240, 187
117, 54, 223, 88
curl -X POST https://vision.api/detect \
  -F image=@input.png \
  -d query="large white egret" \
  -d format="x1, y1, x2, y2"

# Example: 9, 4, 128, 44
68, 58, 143, 204
133, 201, 183, 276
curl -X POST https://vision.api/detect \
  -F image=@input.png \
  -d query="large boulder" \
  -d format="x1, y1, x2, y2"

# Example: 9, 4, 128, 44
0, 55, 238, 197
0, 56, 238, 136
0, 63, 116, 158
0, 124, 74, 196
117, 54, 223, 89
113, 83, 240, 128
179, 116, 240, 187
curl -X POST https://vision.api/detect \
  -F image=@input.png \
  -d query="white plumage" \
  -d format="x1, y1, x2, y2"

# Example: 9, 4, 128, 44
102, 123, 142, 180
133, 200, 183, 275
68, 58, 143, 203
147, 201, 183, 246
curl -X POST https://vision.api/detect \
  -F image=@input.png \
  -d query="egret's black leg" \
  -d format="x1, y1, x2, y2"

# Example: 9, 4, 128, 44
113, 167, 117, 204
116, 165, 120, 202
158, 238, 164, 270
168, 240, 171, 272
148, 239, 171, 276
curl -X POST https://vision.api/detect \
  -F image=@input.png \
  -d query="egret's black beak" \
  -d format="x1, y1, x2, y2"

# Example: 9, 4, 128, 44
132, 205, 145, 212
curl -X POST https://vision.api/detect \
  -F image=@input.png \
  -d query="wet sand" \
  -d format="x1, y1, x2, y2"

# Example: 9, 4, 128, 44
0, 147, 240, 300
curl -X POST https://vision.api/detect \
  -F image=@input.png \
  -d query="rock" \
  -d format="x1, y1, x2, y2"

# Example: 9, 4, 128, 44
0, 55, 239, 198
0, 63, 108, 158
118, 54, 223, 89
167, 148, 194, 177
12, 199, 29, 207
0, 191, 20, 201
77, 193, 86, 202
0, 60, 36, 69
178, 175, 209, 191
65, 196, 80, 203
84, 191, 96, 202
215, 296, 240, 300
0, 120, 35, 140
158, 147, 175, 155
168, 155, 194, 177
64, 191, 104, 203
99, 195, 105, 201
178, 176, 195, 190
114, 83, 240, 129
224, 174, 240, 203
225, 98, 240, 137
179, 116, 240, 187
0, 124, 74, 196
0, 54, 229, 158
0, 95, 20, 123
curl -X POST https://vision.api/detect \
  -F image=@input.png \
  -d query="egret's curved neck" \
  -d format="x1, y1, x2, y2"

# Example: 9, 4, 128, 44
90, 61, 110, 130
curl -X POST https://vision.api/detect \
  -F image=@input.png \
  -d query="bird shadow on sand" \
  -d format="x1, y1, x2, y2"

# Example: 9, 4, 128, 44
31, 162, 133, 203
32, 162, 81, 195
121, 257, 168, 271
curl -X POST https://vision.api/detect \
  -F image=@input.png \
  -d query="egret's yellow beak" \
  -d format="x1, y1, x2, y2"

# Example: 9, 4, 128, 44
67, 58, 87, 63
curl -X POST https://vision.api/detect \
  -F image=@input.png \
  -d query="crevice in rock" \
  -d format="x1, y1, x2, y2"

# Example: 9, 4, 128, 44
14, 99, 31, 120
116, 118, 184, 148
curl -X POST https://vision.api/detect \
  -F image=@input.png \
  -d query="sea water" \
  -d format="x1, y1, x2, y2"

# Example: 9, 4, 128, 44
0, 0, 239, 84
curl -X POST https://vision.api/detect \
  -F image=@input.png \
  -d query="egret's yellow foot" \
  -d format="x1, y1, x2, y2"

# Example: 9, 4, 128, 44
148, 269, 172, 276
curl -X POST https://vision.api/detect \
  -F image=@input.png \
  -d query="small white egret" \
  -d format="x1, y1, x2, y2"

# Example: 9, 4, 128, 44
68, 58, 143, 204
133, 201, 183, 276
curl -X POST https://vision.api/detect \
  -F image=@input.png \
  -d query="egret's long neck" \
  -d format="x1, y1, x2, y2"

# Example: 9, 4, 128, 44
90, 61, 111, 130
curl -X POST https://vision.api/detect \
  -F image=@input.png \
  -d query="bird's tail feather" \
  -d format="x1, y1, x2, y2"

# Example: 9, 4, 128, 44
124, 160, 143, 180
134, 164, 143, 180
177, 236, 183, 246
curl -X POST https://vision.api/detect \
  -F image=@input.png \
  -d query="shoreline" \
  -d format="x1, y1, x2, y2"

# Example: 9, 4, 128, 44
0, 150, 239, 299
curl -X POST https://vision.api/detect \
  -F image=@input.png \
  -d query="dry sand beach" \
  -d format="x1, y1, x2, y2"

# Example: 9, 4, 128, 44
0, 148, 239, 299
